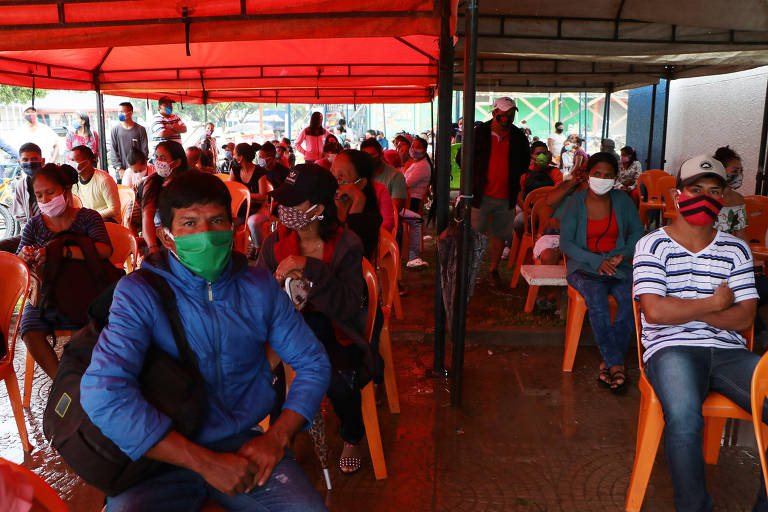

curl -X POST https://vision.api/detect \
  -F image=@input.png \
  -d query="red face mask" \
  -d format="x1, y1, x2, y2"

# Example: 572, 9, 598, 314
677, 193, 723, 226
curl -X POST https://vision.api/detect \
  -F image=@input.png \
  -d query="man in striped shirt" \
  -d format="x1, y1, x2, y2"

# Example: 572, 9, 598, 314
150, 96, 186, 159
633, 155, 766, 511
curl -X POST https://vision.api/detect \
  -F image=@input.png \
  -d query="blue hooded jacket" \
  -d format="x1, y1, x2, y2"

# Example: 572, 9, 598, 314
81, 251, 331, 461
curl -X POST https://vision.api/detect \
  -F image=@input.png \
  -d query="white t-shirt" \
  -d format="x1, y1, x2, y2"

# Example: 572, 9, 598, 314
14, 122, 60, 161
548, 132, 566, 158
404, 158, 431, 201
632, 228, 758, 363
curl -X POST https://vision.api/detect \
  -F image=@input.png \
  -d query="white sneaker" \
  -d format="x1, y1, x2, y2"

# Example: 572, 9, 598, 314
501, 247, 511, 260
406, 258, 429, 269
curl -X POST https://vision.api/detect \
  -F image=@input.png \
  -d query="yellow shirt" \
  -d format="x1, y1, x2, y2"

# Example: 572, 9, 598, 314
75, 169, 120, 222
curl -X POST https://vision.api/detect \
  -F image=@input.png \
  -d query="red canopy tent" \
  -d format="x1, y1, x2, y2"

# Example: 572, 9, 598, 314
0, 0, 457, 104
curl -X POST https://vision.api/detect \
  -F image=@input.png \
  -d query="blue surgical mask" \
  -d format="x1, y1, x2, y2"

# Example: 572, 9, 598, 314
73, 123, 81, 131
118, 113, 127, 122
20, 161, 42, 176
164, 106, 173, 115
225, 151, 233, 160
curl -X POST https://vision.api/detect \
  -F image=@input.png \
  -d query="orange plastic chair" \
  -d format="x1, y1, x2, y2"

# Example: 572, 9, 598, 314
745, 195, 768, 245
520, 198, 559, 308
637, 169, 670, 226
105, 222, 138, 273
562, 285, 617, 371
509, 186, 554, 287
224, 181, 251, 255
0, 458, 68, 511
751, 352, 768, 502
117, 185, 136, 229
376, 228, 401, 414
71, 194, 83, 208
658, 175, 678, 225
625, 297, 754, 512
0, 253, 31, 452
361, 257, 387, 479
391, 201, 403, 320
213, 173, 229, 183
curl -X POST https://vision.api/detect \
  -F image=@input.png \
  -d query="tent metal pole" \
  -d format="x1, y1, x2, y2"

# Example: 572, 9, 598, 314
93, 74, 108, 171
429, 97, 435, 157
646, 84, 657, 169
659, 76, 672, 172
757, 76, 768, 195
451, 0, 478, 408
383, 104, 388, 139
603, 91, 611, 140
433, 0, 454, 376
287, 104, 292, 141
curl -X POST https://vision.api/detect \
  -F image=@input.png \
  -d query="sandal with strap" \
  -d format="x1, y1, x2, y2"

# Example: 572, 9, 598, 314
610, 368, 629, 395
597, 366, 611, 388
339, 442, 362, 475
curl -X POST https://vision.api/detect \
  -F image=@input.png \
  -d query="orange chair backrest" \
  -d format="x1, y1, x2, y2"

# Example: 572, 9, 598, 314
391, 201, 399, 239
225, 181, 251, 219
638, 170, 670, 204
377, 228, 399, 311
659, 175, 678, 216
530, 198, 555, 241
745, 195, 768, 245
751, 352, 768, 498
522, 186, 554, 234
214, 173, 229, 183
633, 287, 753, 371
0, 458, 68, 512
117, 186, 136, 227
105, 222, 138, 272
0, 253, 29, 361
71, 194, 83, 208
362, 257, 378, 343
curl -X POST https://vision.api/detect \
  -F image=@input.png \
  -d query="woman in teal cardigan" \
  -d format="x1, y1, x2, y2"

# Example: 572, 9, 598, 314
560, 152, 644, 393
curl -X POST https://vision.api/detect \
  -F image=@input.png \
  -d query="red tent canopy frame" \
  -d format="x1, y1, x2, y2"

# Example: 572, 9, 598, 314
0, 0, 458, 104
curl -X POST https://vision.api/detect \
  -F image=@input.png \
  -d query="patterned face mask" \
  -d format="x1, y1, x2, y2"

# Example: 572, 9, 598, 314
278, 204, 322, 231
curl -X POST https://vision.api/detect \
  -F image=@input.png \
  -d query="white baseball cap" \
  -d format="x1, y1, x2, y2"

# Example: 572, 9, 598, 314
677, 154, 727, 187
493, 97, 517, 111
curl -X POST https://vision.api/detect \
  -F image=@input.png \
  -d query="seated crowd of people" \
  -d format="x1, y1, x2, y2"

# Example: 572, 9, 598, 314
4, 97, 768, 512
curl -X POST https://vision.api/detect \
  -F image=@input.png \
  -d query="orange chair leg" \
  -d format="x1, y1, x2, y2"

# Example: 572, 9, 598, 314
379, 320, 400, 414
625, 397, 665, 512
4, 373, 31, 452
638, 205, 648, 227
506, 232, 521, 269
562, 293, 587, 372
702, 416, 726, 465
23, 351, 35, 408
524, 285, 540, 313
392, 291, 404, 320
361, 382, 387, 479
510, 240, 532, 288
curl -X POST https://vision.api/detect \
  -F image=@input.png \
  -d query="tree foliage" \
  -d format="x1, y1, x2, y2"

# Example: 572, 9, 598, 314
0, 85, 48, 105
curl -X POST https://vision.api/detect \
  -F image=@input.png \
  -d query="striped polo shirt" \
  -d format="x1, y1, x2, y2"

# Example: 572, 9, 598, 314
150, 112, 183, 156
632, 227, 758, 363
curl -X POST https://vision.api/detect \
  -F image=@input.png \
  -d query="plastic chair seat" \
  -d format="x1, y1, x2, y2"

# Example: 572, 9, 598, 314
562, 285, 617, 372
521, 264, 567, 313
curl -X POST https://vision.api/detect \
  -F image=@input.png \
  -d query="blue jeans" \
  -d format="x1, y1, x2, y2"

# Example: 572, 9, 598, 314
645, 346, 768, 512
106, 429, 327, 512
566, 270, 633, 368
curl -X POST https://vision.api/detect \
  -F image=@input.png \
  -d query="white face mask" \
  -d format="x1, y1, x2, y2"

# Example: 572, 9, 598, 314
257, 158, 267, 168
327, 153, 336, 163
38, 193, 68, 217
155, 160, 173, 178
134, 170, 147, 179
589, 176, 615, 196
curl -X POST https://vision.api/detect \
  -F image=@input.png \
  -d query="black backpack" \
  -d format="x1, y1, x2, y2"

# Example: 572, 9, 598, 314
43, 269, 208, 497
39, 231, 124, 328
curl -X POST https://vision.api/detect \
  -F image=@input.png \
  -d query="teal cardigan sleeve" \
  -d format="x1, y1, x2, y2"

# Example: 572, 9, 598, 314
606, 190, 644, 262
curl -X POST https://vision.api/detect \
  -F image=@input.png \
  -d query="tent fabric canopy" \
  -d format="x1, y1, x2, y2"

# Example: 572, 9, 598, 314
456, 0, 768, 92
0, 0, 457, 104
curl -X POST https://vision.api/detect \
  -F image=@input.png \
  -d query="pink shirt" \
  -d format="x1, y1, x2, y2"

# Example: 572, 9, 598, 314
295, 128, 325, 162
373, 180, 395, 232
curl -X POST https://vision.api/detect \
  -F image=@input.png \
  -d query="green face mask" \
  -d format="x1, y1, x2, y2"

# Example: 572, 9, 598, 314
535, 153, 549, 167
167, 229, 233, 282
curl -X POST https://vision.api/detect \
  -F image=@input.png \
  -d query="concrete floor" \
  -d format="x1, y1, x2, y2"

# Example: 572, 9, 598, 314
1, 251, 766, 511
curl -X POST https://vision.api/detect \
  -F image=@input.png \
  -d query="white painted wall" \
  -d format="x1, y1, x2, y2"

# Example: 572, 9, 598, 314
664, 66, 768, 194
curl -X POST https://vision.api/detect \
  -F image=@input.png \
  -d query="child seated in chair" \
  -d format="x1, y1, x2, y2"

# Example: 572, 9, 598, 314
633, 155, 768, 512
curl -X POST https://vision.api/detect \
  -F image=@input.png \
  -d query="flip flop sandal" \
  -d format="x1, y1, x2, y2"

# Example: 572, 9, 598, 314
597, 367, 611, 388
339, 456, 362, 475
610, 370, 629, 395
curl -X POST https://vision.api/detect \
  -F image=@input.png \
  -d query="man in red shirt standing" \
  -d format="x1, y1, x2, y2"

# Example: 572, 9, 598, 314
462, 97, 531, 286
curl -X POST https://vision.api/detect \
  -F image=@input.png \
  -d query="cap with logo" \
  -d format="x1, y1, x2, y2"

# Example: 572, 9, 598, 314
677, 154, 727, 188
271, 163, 338, 207
493, 97, 517, 111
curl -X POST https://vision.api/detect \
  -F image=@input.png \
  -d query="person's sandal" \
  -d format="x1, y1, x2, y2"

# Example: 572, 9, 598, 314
597, 366, 611, 388
339, 442, 362, 475
610, 368, 628, 395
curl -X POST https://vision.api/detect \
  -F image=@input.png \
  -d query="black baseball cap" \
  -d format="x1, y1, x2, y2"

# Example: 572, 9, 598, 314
271, 164, 338, 207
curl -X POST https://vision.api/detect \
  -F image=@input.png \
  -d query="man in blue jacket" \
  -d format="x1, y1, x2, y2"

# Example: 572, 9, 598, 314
81, 171, 331, 511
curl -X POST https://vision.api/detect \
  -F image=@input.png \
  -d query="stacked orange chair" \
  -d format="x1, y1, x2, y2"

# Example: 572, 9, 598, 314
625, 297, 755, 511
637, 169, 670, 227
744, 195, 768, 268
508, 186, 554, 287
0, 253, 31, 452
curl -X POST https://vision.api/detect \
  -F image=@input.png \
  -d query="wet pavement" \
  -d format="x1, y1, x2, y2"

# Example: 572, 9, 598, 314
2, 238, 766, 511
